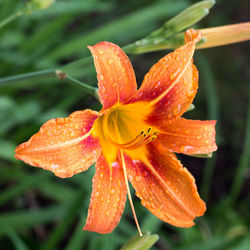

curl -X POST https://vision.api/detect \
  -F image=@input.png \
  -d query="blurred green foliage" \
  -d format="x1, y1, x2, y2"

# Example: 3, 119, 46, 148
0, 0, 249, 249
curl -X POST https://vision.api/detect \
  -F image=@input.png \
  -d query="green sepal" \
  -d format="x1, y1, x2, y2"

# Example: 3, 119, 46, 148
190, 152, 213, 158
186, 103, 195, 112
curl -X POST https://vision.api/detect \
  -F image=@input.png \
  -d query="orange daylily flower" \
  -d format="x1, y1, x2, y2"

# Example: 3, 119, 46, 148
15, 29, 217, 234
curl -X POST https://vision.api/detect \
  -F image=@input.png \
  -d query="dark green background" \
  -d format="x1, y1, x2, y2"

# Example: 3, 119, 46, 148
0, 0, 249, 249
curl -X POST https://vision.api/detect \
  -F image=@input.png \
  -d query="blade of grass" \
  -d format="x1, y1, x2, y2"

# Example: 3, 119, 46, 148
228, 94, 250, 206
0, 206, 66, 235
142, 214, 162, 233
32, 0, 112, 17
48, 1, 187, 60
5, 227, 28, 250
197, 53, 219, 202
40, 187, 86, 250
65, 218, 89, 250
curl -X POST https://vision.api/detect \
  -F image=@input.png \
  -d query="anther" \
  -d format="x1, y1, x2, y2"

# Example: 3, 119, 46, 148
108, 128, 159, 150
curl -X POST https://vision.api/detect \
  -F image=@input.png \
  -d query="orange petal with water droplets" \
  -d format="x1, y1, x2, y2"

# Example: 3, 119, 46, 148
15, 110, 101, 178
83, 154, 127, 234
125, 142, 206, 227
127, 34, 200, 125
146, 63, 198, 127
88, 42, 137, 111
158, 118, 217, 155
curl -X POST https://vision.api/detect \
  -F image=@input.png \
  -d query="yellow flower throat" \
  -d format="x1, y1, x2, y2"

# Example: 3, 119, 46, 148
92, 102, 157, 163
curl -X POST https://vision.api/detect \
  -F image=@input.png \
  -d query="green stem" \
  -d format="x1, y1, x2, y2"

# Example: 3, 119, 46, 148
0, 57, 93, 87
0, 11, 22, 29
56, 70, 98, 100
0, 69, 56, 87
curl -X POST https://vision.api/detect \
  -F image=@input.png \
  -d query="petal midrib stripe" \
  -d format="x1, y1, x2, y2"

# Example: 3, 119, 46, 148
24, 131, 92, 153
150, 45, 194, 106
144, 158, 195, 219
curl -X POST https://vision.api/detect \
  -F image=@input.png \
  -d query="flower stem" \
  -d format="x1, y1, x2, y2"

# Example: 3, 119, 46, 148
120, 150, 143, 237
56, 70, 98, 100
0, 11, 23, 29
0, 69, 56, 87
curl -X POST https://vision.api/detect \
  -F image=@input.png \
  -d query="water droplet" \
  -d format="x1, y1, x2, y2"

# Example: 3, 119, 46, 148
106, 210, 110, 216
121, 67, 125, 72
173, 105, 181, 116
111, 162, 119, 168
167, 112, 173, 119
128, 175, 133, 181
100, 173, 104, 179
111, 189, 115, 194
99, 50, 103, 54
181, 145, 194, 153
187, 90, 195, 96
108, 59, 113, 64
95, 192, 99, 197
132, 159, 140, 165
136, 176, 141, 182
99, 75, 104, 80
170, 72, 177, 80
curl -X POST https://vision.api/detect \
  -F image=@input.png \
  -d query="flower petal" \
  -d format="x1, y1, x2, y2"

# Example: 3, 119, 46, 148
125, 142, 206, 227
88, 42, 137, 110
127, 33, 200, 126
15, 110, 101, 178
146, 63, 198, 127
158, 118, 217, 155
83, 154, 127, 233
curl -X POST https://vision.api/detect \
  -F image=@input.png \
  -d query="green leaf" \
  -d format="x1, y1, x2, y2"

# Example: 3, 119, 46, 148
121, 232, 159, 250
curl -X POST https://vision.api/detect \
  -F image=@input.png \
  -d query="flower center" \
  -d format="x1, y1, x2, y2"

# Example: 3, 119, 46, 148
108, 127, 158, 150
102, 103, 157, 149
92, 102, 157, 162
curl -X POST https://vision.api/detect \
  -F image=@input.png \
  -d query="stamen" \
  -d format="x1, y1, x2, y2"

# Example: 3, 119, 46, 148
120, 150, 143, 237
119, 128, 159, 150
107, 127, 159, 150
